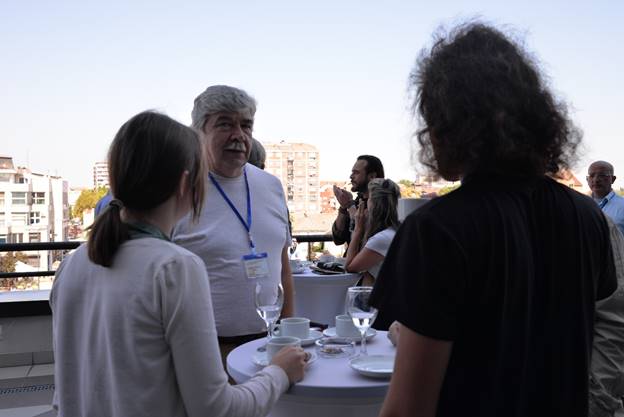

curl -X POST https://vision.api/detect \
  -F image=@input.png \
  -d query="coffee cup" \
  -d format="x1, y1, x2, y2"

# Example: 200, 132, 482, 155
266, 336, 301, 361
277, 317, 310, 339
335, 314, 361, 338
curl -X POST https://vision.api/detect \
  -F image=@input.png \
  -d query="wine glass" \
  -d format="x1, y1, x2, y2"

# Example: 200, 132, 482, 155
255, 282, 284, 342
345, 286, 378, 355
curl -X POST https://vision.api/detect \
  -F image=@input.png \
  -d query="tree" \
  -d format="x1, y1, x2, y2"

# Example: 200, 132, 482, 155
397, 179, 419, 198
438, 184, 461, 196
73, 187, 109, 219
0, 252, 30, 290
0, 252, 29, 273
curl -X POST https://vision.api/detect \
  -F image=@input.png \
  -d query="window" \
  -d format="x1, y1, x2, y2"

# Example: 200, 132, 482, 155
0, 173, 11, 182
29, 212, 41, 224
29, 232, 41, 242
10, 233, 23, 243
31, 192, 45, 204
0, 234, 6, 243
12, 192, 27, 205
0, 192, 4, 205
15, 175, 28, 184
11, 212, 27, 225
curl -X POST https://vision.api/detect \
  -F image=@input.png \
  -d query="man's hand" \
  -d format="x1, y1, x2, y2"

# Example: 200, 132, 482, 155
333, 185, 354, 208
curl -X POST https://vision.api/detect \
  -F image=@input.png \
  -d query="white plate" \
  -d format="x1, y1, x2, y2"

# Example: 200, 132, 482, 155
349, 355, 394, 378
273, 329, 323, 346
323, 327, 377, 343
252, 351, 318, 367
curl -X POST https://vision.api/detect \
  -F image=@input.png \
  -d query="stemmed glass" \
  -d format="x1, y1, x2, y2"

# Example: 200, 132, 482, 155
255, 282, 284, 342
345, 286, 378, 356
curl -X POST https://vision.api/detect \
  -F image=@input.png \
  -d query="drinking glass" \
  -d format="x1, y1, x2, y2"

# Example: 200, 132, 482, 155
345, 286, 378, 355
255, 282, 284, 342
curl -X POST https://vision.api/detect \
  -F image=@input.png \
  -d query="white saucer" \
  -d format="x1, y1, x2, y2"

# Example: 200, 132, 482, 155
349, 355, 394, 378
252, 351, 318, 367
323, 327, 377, 343
273, 329, 323, 346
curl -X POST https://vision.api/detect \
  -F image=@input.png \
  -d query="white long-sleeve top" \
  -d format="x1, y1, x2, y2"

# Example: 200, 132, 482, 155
50, 238, 289, 417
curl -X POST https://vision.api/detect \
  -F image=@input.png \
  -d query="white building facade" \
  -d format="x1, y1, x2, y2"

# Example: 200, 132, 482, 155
0, 156, 69, 269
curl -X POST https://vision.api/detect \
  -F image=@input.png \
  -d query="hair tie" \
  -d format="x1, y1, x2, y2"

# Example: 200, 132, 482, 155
108, 199, 124, 210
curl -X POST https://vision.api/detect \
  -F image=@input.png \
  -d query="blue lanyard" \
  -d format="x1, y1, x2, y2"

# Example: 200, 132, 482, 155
209, 168, 255, 252
599, 195, 611, 209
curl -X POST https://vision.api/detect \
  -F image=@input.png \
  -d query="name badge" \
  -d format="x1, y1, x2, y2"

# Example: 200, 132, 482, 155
243, 252, 269, 280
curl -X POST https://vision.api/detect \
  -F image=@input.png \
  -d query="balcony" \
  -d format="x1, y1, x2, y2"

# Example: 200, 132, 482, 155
0, 235, 335, 415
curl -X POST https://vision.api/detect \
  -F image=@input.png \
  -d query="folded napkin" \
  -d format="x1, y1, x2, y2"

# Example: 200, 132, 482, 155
316, 261, 346, 272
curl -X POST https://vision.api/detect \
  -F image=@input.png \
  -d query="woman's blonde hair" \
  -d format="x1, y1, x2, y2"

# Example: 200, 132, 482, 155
365, 178, 401, 241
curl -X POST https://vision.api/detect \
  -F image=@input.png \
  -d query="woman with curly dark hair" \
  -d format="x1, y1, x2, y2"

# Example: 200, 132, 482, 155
373, 23, 616, 417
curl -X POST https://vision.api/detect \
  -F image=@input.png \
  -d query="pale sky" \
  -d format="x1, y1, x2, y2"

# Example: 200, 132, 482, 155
1, 0, 622, 190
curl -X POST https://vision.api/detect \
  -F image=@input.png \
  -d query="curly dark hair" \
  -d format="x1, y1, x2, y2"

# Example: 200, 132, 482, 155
410, 23, 581, 179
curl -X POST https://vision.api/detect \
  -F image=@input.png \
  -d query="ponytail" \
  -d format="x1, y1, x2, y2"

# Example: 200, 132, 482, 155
86, 111, 204, 267
87, 199, 129, 267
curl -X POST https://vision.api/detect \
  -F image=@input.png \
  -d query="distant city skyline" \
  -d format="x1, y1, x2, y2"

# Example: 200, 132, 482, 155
2, 1, 622, 190
1, 140, 598, 194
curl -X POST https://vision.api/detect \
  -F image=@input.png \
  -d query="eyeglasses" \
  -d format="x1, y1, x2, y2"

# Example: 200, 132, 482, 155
586, 173, 612, 180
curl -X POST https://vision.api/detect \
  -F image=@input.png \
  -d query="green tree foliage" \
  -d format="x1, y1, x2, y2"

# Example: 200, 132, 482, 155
0, 252, 29, 273
438, 184, 461, 196
73, 187, 109, 219
397, 179, 419, 198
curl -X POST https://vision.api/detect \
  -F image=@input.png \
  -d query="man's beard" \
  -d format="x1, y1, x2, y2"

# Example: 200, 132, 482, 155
352, 181, 367, 193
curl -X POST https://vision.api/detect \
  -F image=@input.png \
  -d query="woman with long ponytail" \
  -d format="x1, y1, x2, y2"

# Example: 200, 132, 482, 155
50, 111, 307, 417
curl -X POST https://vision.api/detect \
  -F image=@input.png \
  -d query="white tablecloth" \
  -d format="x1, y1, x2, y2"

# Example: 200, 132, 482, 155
292, 269, 360, 326
227, 331, 395, 417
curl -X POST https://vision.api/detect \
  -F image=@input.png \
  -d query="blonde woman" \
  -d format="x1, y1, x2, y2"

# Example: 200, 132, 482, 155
345, 178, 401, 286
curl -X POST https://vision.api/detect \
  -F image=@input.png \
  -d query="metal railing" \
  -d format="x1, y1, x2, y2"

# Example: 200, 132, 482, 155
0, 234, 335, 317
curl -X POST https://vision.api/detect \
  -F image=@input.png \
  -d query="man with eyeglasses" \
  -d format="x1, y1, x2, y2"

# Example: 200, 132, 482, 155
587, 160, 624, 235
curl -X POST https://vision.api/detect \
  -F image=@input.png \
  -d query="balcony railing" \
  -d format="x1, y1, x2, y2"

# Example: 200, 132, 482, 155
0, 234, 334, 317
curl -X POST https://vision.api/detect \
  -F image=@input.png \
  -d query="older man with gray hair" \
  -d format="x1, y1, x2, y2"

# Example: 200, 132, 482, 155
173, 85, 294, 365
588, 160, 624, 236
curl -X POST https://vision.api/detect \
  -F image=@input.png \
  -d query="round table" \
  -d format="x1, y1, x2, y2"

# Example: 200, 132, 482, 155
227, 331, 395, 417
292, 269, 360, 326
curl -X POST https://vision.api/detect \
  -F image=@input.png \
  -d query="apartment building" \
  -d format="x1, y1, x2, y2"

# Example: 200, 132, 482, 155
0, 156, 69, 269
264, 142, 320, 214
93, 161, 109, 189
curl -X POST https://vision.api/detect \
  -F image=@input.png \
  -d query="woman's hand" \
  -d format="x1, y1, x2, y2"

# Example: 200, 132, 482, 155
270, 346, 308, 384
354, 203, 367, 231
388, 321, 401, 346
